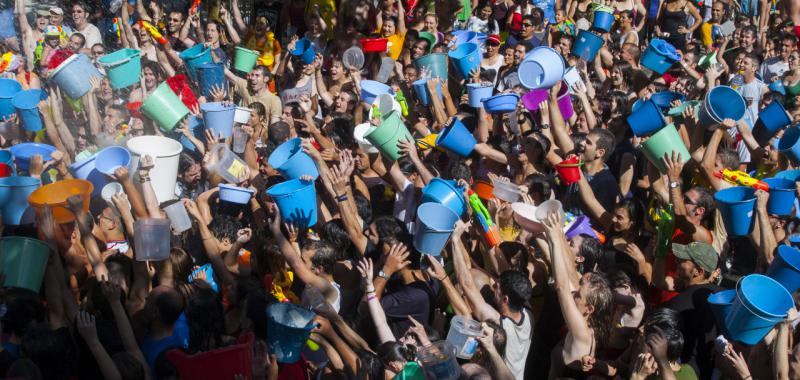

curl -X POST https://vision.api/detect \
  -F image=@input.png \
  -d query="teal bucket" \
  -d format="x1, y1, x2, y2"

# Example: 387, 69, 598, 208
0, 78, 22, 119
448, 42, 481, 79
0, 236, 51, 292
233, 46, 259, 73
179, 44, 213, 82
414, 53, 448, 79
98, 48, 142, 89
363, 111, 413, 160
266, 302, 316, 363
48, 53, 102, 99
201, 102, 236, 138
414, 202, 460, 256
141, 82, 190, 132
726, 274, 794, 345
715, 186, 756, 237
266, 179, 317, 228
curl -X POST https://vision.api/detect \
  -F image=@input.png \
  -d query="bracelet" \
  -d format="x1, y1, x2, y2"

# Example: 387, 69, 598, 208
139, 175, 150, 183
365, 288, 376, 294
438, 275, 447, 282
336, 194, 348, 202
367, 294, 377, 302
742, 376, 752, 380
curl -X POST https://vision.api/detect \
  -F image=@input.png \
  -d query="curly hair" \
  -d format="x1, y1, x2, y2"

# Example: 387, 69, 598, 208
584, 272, 614, 348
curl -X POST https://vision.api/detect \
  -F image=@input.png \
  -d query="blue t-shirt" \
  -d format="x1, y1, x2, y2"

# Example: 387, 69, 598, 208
141, 313, 189, 370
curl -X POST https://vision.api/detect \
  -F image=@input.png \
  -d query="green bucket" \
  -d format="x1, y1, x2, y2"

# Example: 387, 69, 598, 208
234, 46, 259, 74
414, 53, 448, 79
0, 236, 51, 292
364, 111, 413, 160
141, 81, 190, 132
640, 123, 690, 173
98, 48, 142, 89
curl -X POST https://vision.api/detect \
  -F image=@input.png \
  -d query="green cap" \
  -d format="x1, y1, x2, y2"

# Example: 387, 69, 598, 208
418, 32, 437, 51
672, 242, 718, 273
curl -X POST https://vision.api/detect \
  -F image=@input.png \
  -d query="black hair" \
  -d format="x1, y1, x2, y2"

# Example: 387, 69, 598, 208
356, 349, 385, 380
185, 288, 225, 353
445, 161, 472, 183
354, 191, 373, 225
584, 273, 614, 347
152, 287, 185, 325
373, 216, 406, 245
169, 247, 194, 284
498, 270, 533, 312
207, 214, 242, 243
249, 102, 267, 120
523, 173, 552, 203
267, 121, 291, 145
320, 219, 355, 260
71, 32, 86, 47
304, 240, 337, 274
4, 296, 44, 338
245, 290, 278, 341
576, 234, 601, 274
690, 186, 717, 226
717, 147, 740, 169
589, 128, 616, 161
641, 308, 683, 360
376, 341, 414, 365
142, 59, 165, 81
178, 153, 199, 174
484, 320, 507, 357
615, 198, 645, 234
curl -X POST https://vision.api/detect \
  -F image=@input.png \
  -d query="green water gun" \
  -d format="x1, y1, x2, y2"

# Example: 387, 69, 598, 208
371, 104, 381, 120
396, 89, 409, 117
654, 204, 675, 259
468, 190, 501, 247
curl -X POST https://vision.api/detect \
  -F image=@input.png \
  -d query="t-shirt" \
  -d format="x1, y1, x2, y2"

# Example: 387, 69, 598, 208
664, 283, 724, 380
760, 56, 789, 84
73, 23, 103, 49
141, 313, 190, 371
564, 167, 621, 220
387, 32, 406, 61
381, 280, 436, 338
232, 78, 282, 123
501, 308, 533, 380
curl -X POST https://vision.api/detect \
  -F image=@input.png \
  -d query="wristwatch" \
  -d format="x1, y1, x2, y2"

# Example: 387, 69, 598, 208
377, 270, 389, 280
669, 181, 681, 189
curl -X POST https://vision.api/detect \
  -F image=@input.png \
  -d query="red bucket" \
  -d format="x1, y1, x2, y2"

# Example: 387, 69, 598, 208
555, 159, 583, 185
126, 102, 142, 119
166, 74, 198, 110
360, 38, 388, 53
0, 163, 11, 178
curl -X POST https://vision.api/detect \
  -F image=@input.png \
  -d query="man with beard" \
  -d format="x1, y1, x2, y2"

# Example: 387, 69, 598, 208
175, 154, 208, 201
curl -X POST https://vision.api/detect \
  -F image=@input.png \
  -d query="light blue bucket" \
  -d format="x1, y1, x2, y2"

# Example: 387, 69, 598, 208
715, 186, 756, 237
726, 274, 793, 345
95, 146, 131, 176
708, 289, 735, 338
268, 138, 319, 180
483, 93, 519, 114
196, 63, 227, 98
762, 178, 795, 216
219, 183, 255, 204
571, 30, 604, 62
49, 53, 102, 99
8, 143, 55, 172
0, 176, 40, 225
448, 42, 481, 79
266, 302, 317, 363
360, 80, 394, 105
0, 78, 22, 120
422, 178, 467, 217
778, 126, 800, 163
753, 101, 792, 145
519, 47, 564, 90
413, 78, 441, 106
467, 83, 493, 108
627, 99, 666, 137
179, 44, 213, 81
414, 202, 460, 256
414, 53, 448, 79
68, 153, 107, 196
97, 48, 142, 89
291, 39, 317, 65
266, 179, 318, 228
436, 118, 476, 157
201, 102, 236, 138
699, 86, 746, 129
12, 89, 45, 132
766, 245, 800, 294
642, 39, 681, 75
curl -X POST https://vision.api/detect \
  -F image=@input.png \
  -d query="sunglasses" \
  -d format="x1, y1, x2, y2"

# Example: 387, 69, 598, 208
522, 23, 533, 28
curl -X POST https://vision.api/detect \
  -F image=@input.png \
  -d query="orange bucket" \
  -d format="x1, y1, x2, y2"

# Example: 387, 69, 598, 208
28, 179, 93, 223
473, 180, 494, 200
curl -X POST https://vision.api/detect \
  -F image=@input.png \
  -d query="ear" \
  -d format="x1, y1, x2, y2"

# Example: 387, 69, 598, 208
575, 255, 586, 264
585, 304, 595, 316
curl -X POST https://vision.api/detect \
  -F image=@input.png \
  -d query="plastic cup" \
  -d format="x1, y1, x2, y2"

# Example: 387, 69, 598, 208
492, 180, 521, 203
162, 200, 192, 235
446, 316, 482, 359
207, 144, 249, 184
417, 341, 460, 380
101, 182, 126, 215
133, 218, 172, 261
232, 126, 248, 154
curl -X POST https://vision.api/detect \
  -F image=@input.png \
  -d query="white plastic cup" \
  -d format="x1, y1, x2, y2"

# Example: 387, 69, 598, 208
492, 180, 521, 203
563, 67, 583, 93
234, 107, 252, 124
162, 200, 192, 235
208, 144, 248, 184
101, 182, 129, 215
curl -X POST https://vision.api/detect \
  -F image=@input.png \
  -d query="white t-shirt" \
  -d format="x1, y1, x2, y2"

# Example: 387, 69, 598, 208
501, 308, 533, 380
73, 23, 103, 49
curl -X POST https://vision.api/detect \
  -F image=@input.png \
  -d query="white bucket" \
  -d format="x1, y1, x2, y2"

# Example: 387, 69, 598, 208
234, 107, 252, 124
354, 123, 379, 154
126, 136, 183, 204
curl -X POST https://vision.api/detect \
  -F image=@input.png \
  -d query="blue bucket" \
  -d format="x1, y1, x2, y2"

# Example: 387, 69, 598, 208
571, 30, 604, 62
699, 86, 746, 129
753, 101, 792, 145
715, 187, 756, 237
726, 274, 793, 345
196, 63, 227, 99
8, 143, 55, 172
97, 48, 142, 89
451, 30, 486, 47
626, 99, 665, 136
291, 39, 317, 65
763, 178, 796, 216
708, 289, 735, 338
413, 78, 441, 106
414, 202, 460, 256
12, 89, 45, 132
201, 102, 236, 138
95, 146, 131, 176
775, 169, 800, 182
436, 118, 476, 157
519, 47, 564, 90
648, 91, 686, 112
483, 93, 519, 114
642, 39, 681, 75
467, 83, 493, 108
592, 9, 615, 33
68, 154, 107, 196
266, 179, 318, 228
0, 176, 40, 225
179, 44, 213, 81
766, 245, 800, 294
778, 126, 800, 163
422, 178, 467, 217
268, 138, 320, 180
219, 183, 255, 204
0, 78, 22, 120
49, 53, 102, 99
266, 302, 316, 363
361, 80, 394, 105
448, 42, 481, 79
175, 115, 205, 152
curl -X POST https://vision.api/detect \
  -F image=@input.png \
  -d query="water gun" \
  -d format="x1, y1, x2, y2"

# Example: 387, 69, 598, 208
653, 205, 675, 259
468, 190, 501, 247
395, 89, 408, 117
257, 32, 276, 67
0, 52, 13, 73
190, 0, 202, 14
139, 20, 168, 45
112, 18, 122, 43
371, 104, 381, 120
714, 168, 769, 191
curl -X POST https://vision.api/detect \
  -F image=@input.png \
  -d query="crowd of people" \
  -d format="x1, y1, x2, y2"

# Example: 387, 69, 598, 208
3, 0, 800, 379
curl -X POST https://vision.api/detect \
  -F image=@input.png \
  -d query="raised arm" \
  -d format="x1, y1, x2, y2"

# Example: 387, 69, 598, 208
548, 82, 575, 155
77, 311, 122, 380
576, 171, 613, 231
665, 152, 712, 243
229, 0, 248, 34
754, 189, 777, 266
452, 221, 502, 322
356, 258, 396, 344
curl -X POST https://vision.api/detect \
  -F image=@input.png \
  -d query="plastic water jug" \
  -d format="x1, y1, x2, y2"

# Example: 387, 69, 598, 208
446, 315, 482, 359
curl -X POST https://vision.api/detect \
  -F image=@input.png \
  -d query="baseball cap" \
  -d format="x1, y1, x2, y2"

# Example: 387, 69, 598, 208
487, 34, 501, 46
50, 6, 64, 15
672, 242, 718, 273
44, 25, 60, 37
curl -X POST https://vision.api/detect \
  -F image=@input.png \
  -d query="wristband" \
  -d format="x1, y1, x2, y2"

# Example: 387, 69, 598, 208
367, 294, 378, 302
139, 175, 150, 183
336, 194, 348, 202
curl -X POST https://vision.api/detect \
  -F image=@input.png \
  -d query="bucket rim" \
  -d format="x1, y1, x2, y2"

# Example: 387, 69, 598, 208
48, 53, 86, 78
0, 235, 51, 250
265, 178, 314, 199
126, 135, 184, 158
0, 175, 40, 187
735, 274, 793, 319
97, 48, 141, 67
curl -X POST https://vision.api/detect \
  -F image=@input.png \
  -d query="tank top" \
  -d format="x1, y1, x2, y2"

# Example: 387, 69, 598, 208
660, 5, 688, 35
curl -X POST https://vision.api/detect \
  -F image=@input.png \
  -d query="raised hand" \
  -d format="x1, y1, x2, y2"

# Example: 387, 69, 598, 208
356, 257, 374, 287
382, 243, 410, 277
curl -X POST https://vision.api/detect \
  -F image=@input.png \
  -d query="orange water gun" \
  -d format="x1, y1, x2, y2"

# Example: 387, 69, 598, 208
714, 168, 769, 191
139, 20, 167, 45
190, 0, 202, 14
0, 52, 13, 73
